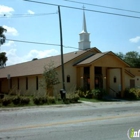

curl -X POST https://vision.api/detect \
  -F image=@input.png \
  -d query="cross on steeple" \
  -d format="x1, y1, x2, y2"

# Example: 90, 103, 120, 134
83, 5, 85, 10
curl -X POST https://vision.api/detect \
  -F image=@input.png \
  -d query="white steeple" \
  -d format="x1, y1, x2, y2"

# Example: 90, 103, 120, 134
79, 9, 90, 50
82, 10, 87, 33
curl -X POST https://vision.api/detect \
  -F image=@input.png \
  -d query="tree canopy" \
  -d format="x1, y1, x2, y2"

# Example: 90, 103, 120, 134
116, 51, 140, 68
0, 26, 7, 45
0, 26, 7, 68
42, 61, 60, 96
0, 52, 7, 68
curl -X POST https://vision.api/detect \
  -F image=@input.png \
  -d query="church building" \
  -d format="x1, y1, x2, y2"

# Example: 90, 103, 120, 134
0, 11, 140, 97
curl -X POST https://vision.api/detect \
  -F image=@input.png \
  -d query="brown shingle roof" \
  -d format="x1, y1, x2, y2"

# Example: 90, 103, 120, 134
76, 51, 130, 67
0, 49, 91, 78
77, 52, 107, 65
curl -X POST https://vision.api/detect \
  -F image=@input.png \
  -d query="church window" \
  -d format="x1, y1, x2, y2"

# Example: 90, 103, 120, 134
26, 77, 28, 90
36, 76, 38, 90
67, 75, 70, 83
114, 77, 117, 83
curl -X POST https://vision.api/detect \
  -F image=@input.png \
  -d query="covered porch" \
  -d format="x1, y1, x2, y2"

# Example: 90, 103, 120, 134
76, 52, 130, 98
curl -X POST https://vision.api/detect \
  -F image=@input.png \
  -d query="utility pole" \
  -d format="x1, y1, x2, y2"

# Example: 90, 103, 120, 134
58, 6, 65, 90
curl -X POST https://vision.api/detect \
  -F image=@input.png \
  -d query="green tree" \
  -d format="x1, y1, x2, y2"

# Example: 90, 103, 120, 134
116, 51, 140, 68
0, 26, 7, 45
124, 51, 140, 68
43, 61, 60, 96
0, 52, 8, 67
116, 52, 125, 60
0, 26, 7, 67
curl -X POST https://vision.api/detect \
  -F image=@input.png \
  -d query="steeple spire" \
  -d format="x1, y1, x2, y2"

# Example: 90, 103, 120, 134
82, 8, 87, 33
79, 7, 90, 50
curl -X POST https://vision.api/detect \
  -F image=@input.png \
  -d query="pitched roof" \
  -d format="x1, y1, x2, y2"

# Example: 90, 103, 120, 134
125, 69, 135, 78
0, 51, 80, 78
76, 51, 130, 67
76, 52, 108, 65
0, 47, 100, 78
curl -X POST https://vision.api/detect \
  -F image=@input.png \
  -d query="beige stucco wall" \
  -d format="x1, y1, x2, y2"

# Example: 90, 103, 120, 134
54, 60, 77, 94
102, 67, 107, 89
109, 69, 121, 96
134, 76, 140, 88
125, 74, 131, 89
0, 75, 46, 95
93, 54, 127, 68
125, 68, 140, 88
125, 75, 140, 89
1, 78, 8, 93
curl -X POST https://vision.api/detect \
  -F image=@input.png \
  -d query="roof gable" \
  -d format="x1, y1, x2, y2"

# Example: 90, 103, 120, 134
77, 51, 130, 67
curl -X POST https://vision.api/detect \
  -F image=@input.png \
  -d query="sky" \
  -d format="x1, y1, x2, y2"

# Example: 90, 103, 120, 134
1, 0, 140, 66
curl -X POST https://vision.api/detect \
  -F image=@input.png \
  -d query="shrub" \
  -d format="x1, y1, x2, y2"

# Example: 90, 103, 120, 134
0, 94, 4, 99
76, 90, 91, 98
41, 97, 48, 104
85, 91, 93, 99
33, 96, 48, 105
76, 90, 85, 98
20, 97, 30, 105
91, 89, 107, 99
66, 93, 80, 103
48, 96, 56, 104
33, 97, 41, 105
12, 96, 21, 105
90, 89, 100, 99
72, 94, 80, 103
2, 97, 11, 106
124, 88, 137, 100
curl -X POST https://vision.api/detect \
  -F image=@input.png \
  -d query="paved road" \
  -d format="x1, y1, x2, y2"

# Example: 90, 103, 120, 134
0, 101, 140, 140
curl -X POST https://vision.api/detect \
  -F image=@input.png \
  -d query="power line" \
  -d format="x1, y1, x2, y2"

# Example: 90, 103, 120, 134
6, 38, 85, 50
6, 39, 60, 46
5, 38, 100, 53
64, 0, 140, 14
6, 38, 79, 49
23, 0, 140, 19
0, 12, 58, 18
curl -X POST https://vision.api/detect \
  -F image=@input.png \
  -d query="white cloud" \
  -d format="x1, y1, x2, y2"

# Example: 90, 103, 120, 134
3, 41, 15, 47
0, 5, 14, 16
27, 10, 35, 15
3, 25, 18, 36
6, 49, 59, 66
129, 36, 140, 43
26, 49, 58, 59
6, 49, 23, 66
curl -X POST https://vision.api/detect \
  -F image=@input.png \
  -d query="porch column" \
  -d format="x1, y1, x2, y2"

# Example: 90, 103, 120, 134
80, 67, 84, 87
120, 67, 125, 97
76, 67, 80, 88
106, 68, 110, 93
0, 81, 1, 93
90, 64, 94, 89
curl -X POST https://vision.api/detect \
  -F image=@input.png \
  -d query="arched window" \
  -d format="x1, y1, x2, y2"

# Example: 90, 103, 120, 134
67, 75, 70, 83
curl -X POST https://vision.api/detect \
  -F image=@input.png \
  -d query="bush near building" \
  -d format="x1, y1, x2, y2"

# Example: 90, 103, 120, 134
124, 88, 140, 100
0, 92, 80, 107
77, 88, 107, 100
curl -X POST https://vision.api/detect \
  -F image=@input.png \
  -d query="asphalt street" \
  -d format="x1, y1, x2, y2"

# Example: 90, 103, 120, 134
0, 101, 140, 140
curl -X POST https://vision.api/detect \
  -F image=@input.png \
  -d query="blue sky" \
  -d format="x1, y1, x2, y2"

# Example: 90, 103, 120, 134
1, 0, 140, 65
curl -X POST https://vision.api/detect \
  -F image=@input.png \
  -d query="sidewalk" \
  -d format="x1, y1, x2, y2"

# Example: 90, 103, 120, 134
0, 100, 140, 111
80, 100, 140, 108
